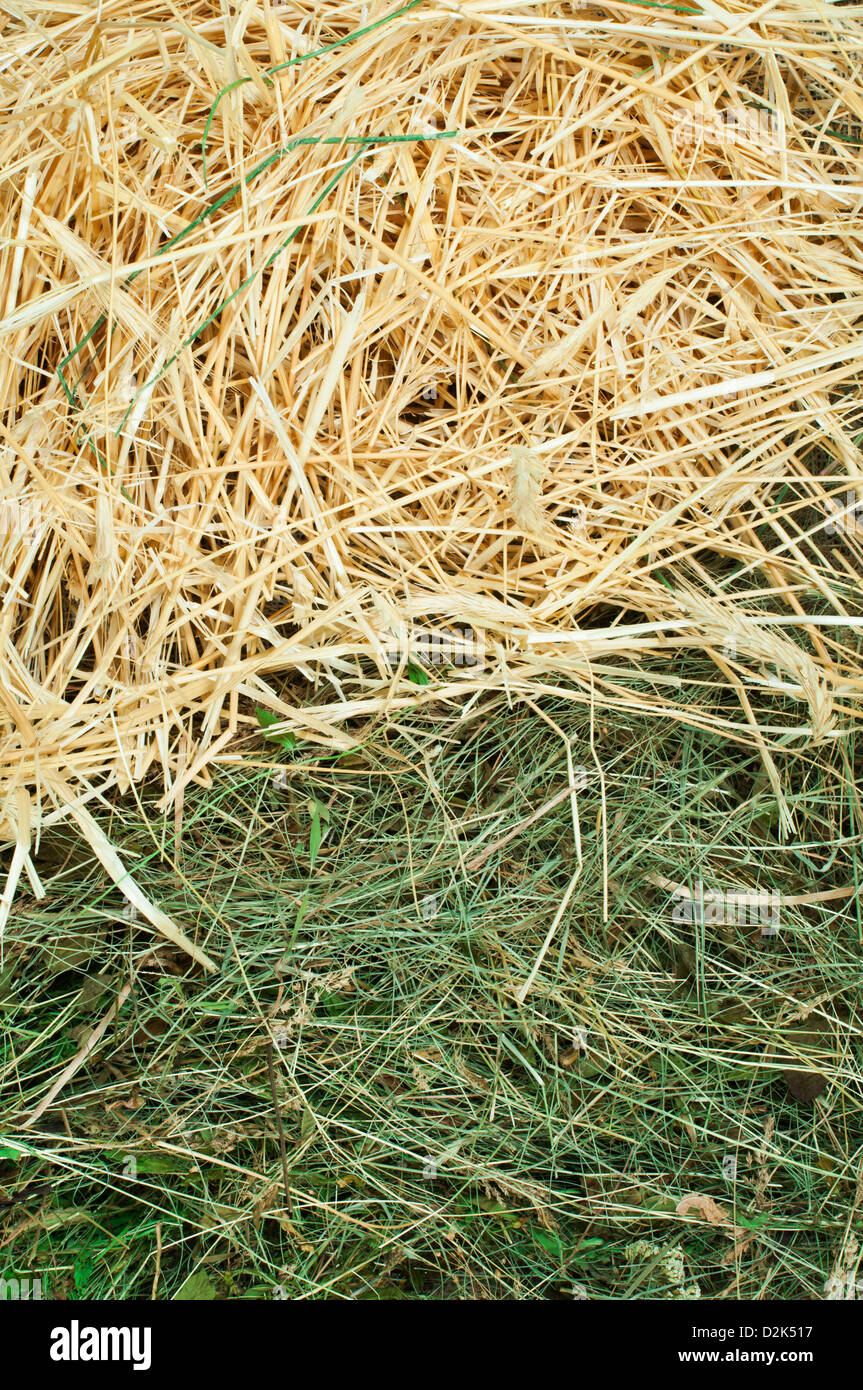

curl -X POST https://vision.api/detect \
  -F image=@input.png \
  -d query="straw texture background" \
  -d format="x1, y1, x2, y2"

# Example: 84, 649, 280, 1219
2, 0, 863, 947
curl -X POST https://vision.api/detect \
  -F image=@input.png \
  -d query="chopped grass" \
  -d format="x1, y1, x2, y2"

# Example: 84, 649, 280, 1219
2, 667, 861, 1299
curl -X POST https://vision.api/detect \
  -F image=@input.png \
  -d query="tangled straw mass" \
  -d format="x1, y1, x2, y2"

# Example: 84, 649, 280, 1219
2, 0, 863, 953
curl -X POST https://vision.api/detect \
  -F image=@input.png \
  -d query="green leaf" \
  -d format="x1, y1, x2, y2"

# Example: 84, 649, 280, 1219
532, 1228, 564, 1261
175, 1270, 217, 1300
255, 707, 297, 749
405, 661, 429, 685
73, 1254, 95, 1293
131, 1155, 192, 1175
309, 806, 322, 868
737, 1213, 772, 1232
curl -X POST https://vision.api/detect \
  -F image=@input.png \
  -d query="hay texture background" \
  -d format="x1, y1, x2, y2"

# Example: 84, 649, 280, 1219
2, 0, 863, 935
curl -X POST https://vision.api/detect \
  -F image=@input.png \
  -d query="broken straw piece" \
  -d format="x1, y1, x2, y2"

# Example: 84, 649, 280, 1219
61, 797, 216, 972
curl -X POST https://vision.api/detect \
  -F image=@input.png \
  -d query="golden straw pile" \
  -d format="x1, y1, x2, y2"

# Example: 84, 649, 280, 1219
2, 0, 863, 945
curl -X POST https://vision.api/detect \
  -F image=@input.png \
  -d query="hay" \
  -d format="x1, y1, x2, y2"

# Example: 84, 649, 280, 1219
2, 0, 863, 957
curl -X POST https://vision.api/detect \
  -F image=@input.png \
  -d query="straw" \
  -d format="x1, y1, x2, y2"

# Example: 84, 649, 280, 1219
2, 0, 863, 961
